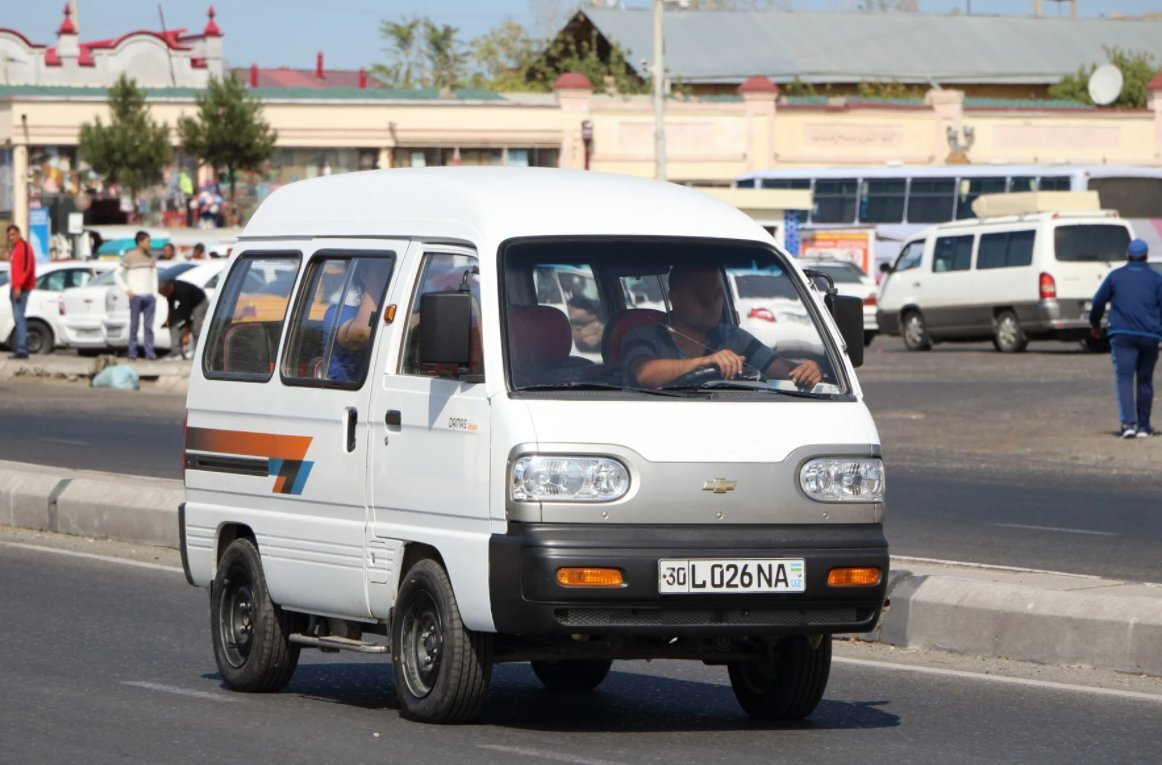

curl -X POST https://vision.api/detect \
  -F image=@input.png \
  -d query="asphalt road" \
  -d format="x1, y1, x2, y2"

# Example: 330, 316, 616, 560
2, 536, 1159, 765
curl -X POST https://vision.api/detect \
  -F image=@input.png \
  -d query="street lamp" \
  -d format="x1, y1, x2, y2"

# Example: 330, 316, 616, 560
652, 0, 666, 180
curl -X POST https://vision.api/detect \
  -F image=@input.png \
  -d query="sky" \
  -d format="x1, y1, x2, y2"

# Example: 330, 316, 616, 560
5, 0, 1162, 72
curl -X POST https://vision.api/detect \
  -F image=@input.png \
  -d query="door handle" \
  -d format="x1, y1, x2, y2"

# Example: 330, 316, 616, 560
912, 282, 922, 288
345, 407, 358, 453
385, 410, 402, 428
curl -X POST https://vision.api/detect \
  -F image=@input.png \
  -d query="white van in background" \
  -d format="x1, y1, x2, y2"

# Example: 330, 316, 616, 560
878, 208, 1133, 352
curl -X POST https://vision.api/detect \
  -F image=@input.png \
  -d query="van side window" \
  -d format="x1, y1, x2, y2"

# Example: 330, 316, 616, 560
400, 253, 483, 380
894, 241, 923, 272
933, 235, 973, 273
202, 254, 300, 381
977, 230, 1035, 270
282, 253, 396, 387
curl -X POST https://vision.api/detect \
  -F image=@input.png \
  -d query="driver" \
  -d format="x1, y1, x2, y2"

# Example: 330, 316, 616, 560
624, 266, 823, 388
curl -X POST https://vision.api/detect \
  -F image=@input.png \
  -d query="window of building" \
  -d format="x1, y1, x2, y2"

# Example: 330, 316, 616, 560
933, 235, 973, 272
760, 178, 810, 190
400, 252, 483, 380
859, 178, 906, 223
812, 179, 858, 224
955, 177, 1006, 219
906, 178, 956, 223
735, 179, 756, 189
977, 230, 1035, 270
202, 254, 300, 381
281, 253, 396, 388
393, 147, 559, 169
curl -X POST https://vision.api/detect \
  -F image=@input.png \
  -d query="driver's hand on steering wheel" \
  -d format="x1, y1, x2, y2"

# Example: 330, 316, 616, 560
789, 360, 823, 388
700, 349, 746, 379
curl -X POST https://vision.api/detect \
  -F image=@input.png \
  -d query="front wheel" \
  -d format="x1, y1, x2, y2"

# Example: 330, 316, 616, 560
531, 659, 613, 691
993, 310, 1028, 353
391, 559, 493, 723
211, 538, 302, 692
728, 635, 832, 721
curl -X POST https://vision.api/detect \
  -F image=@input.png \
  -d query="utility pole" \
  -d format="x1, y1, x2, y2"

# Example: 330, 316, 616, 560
652, 0, 667, 181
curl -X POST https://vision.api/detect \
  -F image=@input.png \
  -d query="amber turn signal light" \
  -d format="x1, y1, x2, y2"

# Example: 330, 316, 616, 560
827, 567, 882, 587
556, 568, 624, 587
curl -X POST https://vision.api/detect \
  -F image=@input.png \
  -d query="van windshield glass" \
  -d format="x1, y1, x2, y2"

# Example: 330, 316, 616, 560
501, 238, 845, 397
1054, 224, 1131, 262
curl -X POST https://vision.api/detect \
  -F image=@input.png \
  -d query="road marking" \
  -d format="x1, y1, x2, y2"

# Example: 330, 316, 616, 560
0, 540, 183, 574
478, 746, 625, 765
834, 657, 1162, 703
121, 681, 237, 702
36, 438, 90, 446
890, 555, 1108, 580
993, 523, 1119, 537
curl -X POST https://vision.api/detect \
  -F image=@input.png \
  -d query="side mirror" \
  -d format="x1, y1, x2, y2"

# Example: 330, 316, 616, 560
825, 293, 865, 368
879, 262, 892, 275
419, 291, 473, 367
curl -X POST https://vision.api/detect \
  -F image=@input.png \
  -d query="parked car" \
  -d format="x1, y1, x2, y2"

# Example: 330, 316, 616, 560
798, 257, 879, 346
102, 260, 229, 354
1, 261, 116, 354
94, 237, 171, 262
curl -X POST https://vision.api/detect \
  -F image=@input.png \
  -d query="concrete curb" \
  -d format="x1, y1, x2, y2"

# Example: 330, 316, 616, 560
0, 355, 189, 392
2, 458, 1159, 678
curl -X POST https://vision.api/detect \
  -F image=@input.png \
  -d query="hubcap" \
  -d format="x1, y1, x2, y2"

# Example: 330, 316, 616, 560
218, 570, 256, 668
905, 315, 924, 346
400, 591, 443, 699
999, 317, 1018, 347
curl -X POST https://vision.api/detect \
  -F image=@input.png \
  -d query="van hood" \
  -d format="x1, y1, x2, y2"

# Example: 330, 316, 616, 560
516, 397, 879, 463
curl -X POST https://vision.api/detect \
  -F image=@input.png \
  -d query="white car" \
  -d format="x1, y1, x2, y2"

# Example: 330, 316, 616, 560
730, 268, 824, 355
62, 262, 196, 353
1, 260, 116, 354
101, 259, 229, 354
797, 258, 879, 346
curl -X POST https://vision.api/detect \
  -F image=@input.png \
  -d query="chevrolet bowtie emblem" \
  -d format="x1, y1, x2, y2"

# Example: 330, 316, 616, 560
702, 478, 737, 494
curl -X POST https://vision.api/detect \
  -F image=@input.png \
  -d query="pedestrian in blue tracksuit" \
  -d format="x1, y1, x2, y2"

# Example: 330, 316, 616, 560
1089, 238, 1162, 438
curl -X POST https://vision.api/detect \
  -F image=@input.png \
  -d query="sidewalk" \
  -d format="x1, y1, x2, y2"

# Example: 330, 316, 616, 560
0, 353, 190, 392
1, 456, 1159, 679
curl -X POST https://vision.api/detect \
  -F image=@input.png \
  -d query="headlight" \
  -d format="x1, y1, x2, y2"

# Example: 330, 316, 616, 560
511, 455, 630, 502
799, 458, 884, 503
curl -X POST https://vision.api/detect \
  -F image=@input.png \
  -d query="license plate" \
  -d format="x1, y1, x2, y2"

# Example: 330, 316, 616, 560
658, 558, 805, 594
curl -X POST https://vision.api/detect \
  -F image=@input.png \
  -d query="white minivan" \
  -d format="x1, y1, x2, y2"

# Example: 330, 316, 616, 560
180, 168, 887, 724
878, 210, 1134, 352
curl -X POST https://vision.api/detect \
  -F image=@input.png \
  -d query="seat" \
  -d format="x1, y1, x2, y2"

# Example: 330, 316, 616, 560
222, 323, 273, 375
601, 309, 666, 366
508, 305, 572, 367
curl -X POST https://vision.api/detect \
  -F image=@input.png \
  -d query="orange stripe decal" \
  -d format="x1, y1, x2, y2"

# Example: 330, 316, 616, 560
186, 427, 312, 461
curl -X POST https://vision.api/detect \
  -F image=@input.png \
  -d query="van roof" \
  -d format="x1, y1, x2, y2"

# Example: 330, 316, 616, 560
918, 209, 1126, 235
240, 167, 768, 245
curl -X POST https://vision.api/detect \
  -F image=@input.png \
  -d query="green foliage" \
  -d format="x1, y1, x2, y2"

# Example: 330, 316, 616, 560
530, 28, 649, 95
1049, 47, 1160, 108
177, 74, 277, 201
856, 80, 924, 99
372, 16, 464, 90
469, 19, 538, 91
373, 17, 425, 88
78, 74, 172, 205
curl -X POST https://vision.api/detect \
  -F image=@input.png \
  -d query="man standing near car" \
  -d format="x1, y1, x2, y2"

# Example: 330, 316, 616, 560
1089, 238, 1162, 439
6, 224, 35, 359
158, 279, 207, 360
115, 231, 160, 361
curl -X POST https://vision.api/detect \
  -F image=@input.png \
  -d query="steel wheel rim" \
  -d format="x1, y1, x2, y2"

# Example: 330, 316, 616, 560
400, 590, 443, 699
27, 330, 44, 355
904, 315, 924, 346
218, 567, 256, 668
998, 316, 1019, 347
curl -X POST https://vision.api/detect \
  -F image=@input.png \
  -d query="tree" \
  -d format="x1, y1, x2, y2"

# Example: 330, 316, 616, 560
530, 28, 649, 94
177, 74, 278, 201
78, 74, 172, 211
470, 19, 537, 91
425, 22, 462, 90
373, 17, 425, 88
1050, 47, 1161, 108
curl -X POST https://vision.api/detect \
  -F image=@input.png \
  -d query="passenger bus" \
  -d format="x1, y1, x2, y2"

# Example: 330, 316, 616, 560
735, 164, 1162, 267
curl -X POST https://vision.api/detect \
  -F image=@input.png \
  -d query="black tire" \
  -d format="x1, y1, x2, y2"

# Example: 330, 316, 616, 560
211, 538, 302, 693
863, 330, 876, 347
901, 311, 931, 352
531, 659, 613, 691
392, 559, 493, 723
25, 321, 54, 355
992, 310, 1028, 353
727, 635, 832, 721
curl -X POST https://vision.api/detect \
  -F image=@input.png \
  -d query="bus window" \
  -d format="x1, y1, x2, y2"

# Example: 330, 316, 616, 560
813, 179, 858, 224
1039, 176, 1071, 191
1010, 176, 1036, 193
1087, 178, 1162, 218
859, 178, 906, 223
906, 178, 956, 223
735, 179, 756, 189
956, 177, 1006, 219
761, 178, 811, 190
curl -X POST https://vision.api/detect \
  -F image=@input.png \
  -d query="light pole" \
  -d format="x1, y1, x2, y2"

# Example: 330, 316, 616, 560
652, 0, 667, 181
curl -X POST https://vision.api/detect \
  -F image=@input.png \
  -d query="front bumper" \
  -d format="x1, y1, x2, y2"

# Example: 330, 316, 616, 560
489, 522, 888, 636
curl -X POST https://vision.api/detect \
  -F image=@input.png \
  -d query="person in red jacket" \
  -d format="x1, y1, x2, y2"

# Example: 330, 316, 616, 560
7, 224, 36, 359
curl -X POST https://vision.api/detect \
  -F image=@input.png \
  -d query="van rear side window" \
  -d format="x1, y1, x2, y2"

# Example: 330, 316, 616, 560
977, 230, 1035, 270
1054, 224, 1131, 262
202, 253, 300, 381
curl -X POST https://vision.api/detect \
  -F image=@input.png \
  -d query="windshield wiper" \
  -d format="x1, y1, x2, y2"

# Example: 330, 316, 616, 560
515, 382, 701, 398
665, 379, 827, 398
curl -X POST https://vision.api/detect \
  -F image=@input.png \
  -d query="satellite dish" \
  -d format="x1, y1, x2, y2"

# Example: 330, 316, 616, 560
1088, 64, 1124, 106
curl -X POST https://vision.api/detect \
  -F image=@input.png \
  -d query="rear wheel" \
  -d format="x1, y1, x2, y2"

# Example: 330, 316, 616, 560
211, 538, 302, 692
18, 320, 54, 355
901, 311, 931, 352
993, 310, 1028, 353
391, 559, 493, 723
531, 659, 613, 691
728, 635, 832, 721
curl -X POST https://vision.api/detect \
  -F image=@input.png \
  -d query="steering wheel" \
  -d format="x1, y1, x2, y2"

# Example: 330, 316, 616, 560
667, 366, 722, 387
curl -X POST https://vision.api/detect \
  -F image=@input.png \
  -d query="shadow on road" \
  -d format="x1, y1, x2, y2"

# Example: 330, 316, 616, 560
224, 662, 900, 732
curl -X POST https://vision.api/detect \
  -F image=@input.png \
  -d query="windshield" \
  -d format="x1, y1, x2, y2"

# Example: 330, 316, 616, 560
803, 262, 865, 284
88, 270, 117, 286
502, 238, 845, 397
1054, 224, 1131, 263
